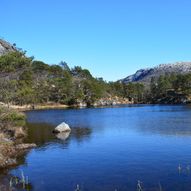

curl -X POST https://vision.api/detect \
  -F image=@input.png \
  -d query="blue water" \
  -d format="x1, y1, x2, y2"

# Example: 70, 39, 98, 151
10, 105, 191, 191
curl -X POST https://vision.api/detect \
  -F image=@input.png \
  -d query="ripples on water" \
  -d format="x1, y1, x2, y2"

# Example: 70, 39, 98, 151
4, 105, 191, 191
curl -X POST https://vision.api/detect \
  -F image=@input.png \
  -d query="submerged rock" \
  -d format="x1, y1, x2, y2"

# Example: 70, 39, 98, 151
53, 122, 71, 133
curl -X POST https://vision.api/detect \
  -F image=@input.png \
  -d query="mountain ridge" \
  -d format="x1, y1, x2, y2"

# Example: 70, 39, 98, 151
120, 62, 191, 83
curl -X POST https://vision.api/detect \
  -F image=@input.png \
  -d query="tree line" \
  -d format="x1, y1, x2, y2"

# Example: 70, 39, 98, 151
0, 51, 123, 106
0, 50, 190, 106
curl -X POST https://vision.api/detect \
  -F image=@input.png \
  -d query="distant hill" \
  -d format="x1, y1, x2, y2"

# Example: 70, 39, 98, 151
120, 62, 191, 84
0, 39, 17, 56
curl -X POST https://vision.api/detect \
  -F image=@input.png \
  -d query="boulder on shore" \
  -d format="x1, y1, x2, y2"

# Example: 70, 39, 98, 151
53, 122, 71, 133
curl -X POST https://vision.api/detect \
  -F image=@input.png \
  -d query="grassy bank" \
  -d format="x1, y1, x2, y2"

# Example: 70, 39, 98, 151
0, 106, 36, 169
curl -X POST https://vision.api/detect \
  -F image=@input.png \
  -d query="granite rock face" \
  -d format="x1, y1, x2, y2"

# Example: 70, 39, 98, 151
121, 62, 191, 84
0, 39, 16, 56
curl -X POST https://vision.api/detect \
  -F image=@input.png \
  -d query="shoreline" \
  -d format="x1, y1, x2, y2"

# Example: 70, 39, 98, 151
2, 102, 190, 113
1, 98, 133, 112
0, 107, 36, 170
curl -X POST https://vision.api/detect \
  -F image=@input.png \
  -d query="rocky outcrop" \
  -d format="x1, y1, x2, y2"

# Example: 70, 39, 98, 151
93, 97, 131, 106
121, 62, 191, 84
75, 97, 132, 107
53, 122, 71, 133
0, 39, 16, 56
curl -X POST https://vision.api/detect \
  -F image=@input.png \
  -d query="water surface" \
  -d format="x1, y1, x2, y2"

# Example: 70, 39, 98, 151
9, 105, 191, 190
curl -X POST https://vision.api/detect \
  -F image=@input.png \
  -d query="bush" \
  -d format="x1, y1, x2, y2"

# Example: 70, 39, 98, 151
0, 106, 26, 126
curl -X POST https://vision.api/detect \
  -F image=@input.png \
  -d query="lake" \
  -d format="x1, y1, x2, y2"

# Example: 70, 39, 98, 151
8, 105, 191, 190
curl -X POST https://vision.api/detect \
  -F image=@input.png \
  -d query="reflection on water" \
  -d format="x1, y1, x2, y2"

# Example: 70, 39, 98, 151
24, 122, 92, 149
127, 105, 191, 136
56, 131, 70, 141
24, 123, 55, 145
24, 105, 191, 138
6, 105, 191, 191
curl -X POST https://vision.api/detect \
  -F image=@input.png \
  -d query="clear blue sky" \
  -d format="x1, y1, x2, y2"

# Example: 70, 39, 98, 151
1, 0, 191, 81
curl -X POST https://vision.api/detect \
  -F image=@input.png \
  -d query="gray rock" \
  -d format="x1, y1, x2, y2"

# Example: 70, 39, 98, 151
0, 39, 16, 56
53, 122, 71, 133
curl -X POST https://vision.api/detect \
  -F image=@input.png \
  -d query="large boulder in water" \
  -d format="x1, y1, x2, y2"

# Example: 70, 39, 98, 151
53, 122, 71, 133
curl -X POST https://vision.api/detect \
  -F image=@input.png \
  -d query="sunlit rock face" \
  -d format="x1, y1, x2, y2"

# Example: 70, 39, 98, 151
121, 62, 191, 84
53, 122, 71, 133
0, 39, 16, 56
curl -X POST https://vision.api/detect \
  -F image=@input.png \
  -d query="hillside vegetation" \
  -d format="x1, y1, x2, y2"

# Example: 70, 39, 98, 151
0, 40, 191, 106
0, 50, 130, 107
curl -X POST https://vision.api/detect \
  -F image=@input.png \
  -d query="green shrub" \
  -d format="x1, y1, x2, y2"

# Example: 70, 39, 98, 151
0, 106, 26, 126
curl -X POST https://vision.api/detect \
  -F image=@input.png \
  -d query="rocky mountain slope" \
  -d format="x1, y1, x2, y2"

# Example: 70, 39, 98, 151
121, 62, 191, 84
0, 39, 16, 56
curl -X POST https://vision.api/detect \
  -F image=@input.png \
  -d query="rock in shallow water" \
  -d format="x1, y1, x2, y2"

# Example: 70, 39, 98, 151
53, 122, 71, 133
56, 131, 70, 141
